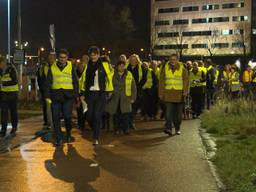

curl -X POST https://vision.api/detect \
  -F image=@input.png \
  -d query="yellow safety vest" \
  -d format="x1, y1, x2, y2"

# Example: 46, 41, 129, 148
143, 68, 153, 89
51, 61, 74, 90
126, 63, 143, 82
80, 62, 114, 92
214, 69, 219, 84
154, 67, 160, 80
125, 71, 133, 96
223, 71, 229, 79
230, 72, 240, 85
39, 64, 49, 77
165, 63, 183, 90
190, 69, 205, 87
0, 71, 19, 92
243, 70, 252, 83
78, 65, 88, 93
199, 66, 207, 75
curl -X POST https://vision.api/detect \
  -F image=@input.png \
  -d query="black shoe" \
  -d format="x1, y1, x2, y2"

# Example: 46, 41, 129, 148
164, 129, 172, 136
10, 129, 17, 137
130, 124, 136, 130
55, 140, 62, 147
0, 132, 6, 137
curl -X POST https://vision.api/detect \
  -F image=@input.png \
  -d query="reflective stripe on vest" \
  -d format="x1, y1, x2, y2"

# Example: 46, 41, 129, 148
165, 63, 183, 90
1, 73, 19, 92
143, 69, 153, 89
190, 69, 205, 87
125, 71, 133, 96
51, 61, 73, 90
230, 72, 240, 85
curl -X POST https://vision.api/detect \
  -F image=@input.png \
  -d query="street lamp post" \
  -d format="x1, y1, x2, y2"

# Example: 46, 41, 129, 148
7, 0, 11, 63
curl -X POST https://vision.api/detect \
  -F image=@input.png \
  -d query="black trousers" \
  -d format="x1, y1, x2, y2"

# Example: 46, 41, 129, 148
86, 92, 106, 139
191, 87, 205, 116
1, 99, 18, 133
51, 99, 74, 142
141, 88, 158, 118
40, 91, 48, 126
76, 105, 86, 129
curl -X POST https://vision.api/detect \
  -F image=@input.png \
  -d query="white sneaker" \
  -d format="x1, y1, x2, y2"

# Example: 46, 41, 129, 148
176, 131, 181, 135
93, 140, 99, 145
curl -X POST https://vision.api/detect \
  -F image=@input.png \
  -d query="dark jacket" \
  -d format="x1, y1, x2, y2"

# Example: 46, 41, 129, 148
0, 65, 18, 101
83, 59, 107, 95
127, 64, 147, 90
105, 70, 137, 114
206, 67, 216, 89
37, 62, 49, 93
44, 62, 79, 102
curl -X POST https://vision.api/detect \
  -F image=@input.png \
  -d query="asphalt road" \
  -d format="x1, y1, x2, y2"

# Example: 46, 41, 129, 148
0, 119, 218, 192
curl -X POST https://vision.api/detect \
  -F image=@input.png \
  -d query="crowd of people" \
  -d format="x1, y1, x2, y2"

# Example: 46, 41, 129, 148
0, 46, 256, 147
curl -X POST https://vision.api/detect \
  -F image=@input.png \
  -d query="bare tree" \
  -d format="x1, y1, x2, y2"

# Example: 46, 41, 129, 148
233, 22, 251, 58
173, 25, 188, 59
205, 27, 219, 58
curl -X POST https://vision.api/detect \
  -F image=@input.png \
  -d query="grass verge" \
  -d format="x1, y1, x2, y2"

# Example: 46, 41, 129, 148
201, 99, 256, 192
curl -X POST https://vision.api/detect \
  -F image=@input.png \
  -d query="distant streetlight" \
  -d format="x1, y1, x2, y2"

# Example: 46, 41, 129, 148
140, 48, 144, 52
102, 47, 106, 51
76, 59, 81, 63
24, 42, 28, 47
108, 51, 111, 54
40, 47, 45, 52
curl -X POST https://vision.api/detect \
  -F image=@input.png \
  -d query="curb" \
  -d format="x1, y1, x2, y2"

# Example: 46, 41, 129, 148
199, 127, 226, 192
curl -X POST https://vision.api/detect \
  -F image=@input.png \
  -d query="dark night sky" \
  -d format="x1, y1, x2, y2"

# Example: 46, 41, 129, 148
0, 0, 150, 56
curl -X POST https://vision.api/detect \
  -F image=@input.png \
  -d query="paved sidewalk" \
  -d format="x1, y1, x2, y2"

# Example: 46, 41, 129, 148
0, 118, 218, 192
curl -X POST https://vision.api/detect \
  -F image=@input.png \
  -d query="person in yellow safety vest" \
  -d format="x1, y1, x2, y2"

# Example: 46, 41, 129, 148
159, 54, 189, 136
37, 52, 56, 129
251, 66, 256, 99
76, 54, 89, 131
150, 60, 160, 80
190, 61, 206, 118
229, 66, 241, 99
0, 57, 19, 137
141, 61, 158, 121
242, 65, 253, 98
204, 59, 217, 110
220, 64, 231, 94
126, 54, 147, 130
105, 60, 137, 135
79, 46, 113, 145
44, 49, 79, 147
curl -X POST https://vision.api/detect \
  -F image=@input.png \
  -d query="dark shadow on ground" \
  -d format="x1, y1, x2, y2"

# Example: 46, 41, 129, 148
45, 144, 99, 192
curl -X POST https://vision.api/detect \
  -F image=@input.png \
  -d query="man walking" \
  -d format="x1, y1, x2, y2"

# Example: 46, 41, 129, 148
0, 57, 19, 137
37, 52, 56, 129
80, 46, 113, 145
45, 49, 79, 146
159, 54, 189, 135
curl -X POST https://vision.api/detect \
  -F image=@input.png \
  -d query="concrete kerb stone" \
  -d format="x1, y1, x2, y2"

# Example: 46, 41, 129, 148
199, 126, 226, 192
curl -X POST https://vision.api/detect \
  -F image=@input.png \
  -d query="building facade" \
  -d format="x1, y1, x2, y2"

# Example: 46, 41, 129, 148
151, 0, 253, 58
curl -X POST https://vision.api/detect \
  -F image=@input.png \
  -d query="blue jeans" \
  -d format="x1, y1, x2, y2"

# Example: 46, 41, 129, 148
86, 92, 106, 140
165, 102, 183, 131
51, 99, 74, 142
